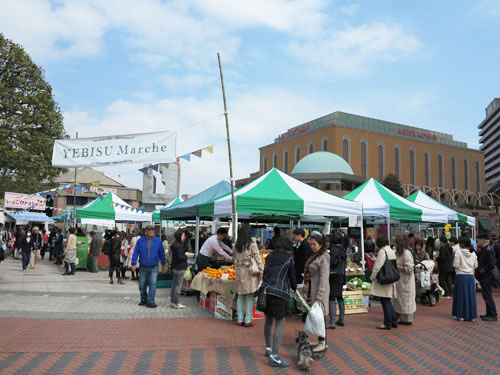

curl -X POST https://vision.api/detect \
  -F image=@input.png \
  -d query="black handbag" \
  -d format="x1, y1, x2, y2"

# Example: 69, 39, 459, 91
376, 250, 400, 285
492, 266, 500, 281
256, 284, 268, 311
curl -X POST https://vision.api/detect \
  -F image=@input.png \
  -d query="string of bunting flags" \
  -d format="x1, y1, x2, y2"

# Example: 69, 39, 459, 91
111, 202, 145, 214
138, 145, 214, 175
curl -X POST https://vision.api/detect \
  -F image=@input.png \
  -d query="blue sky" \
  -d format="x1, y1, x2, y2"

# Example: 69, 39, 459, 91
2, 0, 499, 195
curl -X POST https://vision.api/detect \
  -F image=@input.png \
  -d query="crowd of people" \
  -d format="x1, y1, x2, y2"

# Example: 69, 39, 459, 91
1, 221, 499, 369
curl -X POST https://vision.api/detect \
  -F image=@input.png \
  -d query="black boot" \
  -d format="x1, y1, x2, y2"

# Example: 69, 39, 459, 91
336, 299, 345, 326
326, 300, 336, 329
70, 263, 76, 275
62, 262, 70, 275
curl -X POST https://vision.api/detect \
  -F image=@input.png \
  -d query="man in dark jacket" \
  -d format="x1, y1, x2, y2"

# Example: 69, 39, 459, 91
268, 227, 281, 250
437, 236, 454, 298
131, 225, 166, 308
53, 228, 64, 265
292, 228, 311, 284
109, 231, 125, 285
476, 234, 498, 321
88, 231, 101, 273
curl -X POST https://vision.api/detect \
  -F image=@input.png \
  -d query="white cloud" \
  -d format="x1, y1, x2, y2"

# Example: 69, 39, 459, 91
63, 87, 332, 194
287, 22, 422, 76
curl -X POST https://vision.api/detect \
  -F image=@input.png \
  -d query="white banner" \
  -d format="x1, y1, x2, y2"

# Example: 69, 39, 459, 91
4, 192, 46, 210
52, 131, 177, 167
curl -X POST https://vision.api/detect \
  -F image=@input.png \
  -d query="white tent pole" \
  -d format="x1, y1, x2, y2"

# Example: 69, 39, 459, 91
360, 217, 365, 272
298, 219, 301, 228
289, 220, 293, 240
387, 215, 391, 241
455, 221, 459, 238
195, 216, 200, 259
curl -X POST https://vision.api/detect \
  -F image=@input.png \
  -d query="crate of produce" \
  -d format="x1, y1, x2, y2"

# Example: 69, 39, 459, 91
199, 292, 210, 309
209, 292, 218, 313
215, 294, 234, 320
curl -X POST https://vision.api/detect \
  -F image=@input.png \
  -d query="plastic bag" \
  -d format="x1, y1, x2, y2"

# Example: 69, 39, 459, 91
304, 301, 325, 337
184, 266, 192, 281
420, 270, 431, 288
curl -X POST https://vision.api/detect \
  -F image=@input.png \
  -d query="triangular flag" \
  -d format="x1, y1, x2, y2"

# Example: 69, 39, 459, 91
150, 164, 159, 172
91, 181, 100, 188
180, 154, 191, 162
192, 149, 202, 158
174, 157, 180, 166
120, 205, 125, 209
138, 167, 149, 175
160, 163, 169, 168
125, 206, 130, 211
203, 145, 214, 153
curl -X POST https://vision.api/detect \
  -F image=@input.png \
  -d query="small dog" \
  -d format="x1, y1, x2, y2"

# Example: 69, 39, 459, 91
295, 330, 313, 371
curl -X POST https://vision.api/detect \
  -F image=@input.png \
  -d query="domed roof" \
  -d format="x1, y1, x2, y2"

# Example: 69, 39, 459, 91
292, 152, 354, 175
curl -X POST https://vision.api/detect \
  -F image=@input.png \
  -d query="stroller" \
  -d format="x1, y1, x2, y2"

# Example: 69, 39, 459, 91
415, 260, 442, 306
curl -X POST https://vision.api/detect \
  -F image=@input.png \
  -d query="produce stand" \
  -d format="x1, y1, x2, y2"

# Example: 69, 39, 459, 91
191, 272, 237, 307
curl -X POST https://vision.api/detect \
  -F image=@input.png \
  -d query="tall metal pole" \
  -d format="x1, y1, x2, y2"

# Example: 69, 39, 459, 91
73, 132, 78, 228
217, 52, 237, 243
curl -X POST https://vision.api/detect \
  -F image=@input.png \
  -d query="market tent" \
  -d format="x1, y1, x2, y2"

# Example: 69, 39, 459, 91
198, 168, 363, 219
406, 191, 475, 226
160, 181, 231, 220
9, 211, 54, 224
343, 178, 448, 223
76, 192, 152, 227
52, 209, 73, 223
152, 197, 184, 222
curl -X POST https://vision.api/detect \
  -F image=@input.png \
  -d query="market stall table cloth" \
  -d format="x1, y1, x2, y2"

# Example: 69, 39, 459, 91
190, 273, 237, 307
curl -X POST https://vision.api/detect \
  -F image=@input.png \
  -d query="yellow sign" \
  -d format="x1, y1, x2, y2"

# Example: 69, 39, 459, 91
337, 291, 368, 315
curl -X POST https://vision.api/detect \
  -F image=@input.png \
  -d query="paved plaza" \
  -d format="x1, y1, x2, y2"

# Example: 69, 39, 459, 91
1, 257, 500, 374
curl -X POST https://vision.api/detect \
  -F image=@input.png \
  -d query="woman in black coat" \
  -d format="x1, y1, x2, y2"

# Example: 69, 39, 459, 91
262, 237, 297, 368
437, 236, 454, 298
327, 231, 347, 329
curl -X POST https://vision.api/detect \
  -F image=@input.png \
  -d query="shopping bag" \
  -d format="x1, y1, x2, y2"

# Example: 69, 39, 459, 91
256, 285, 267, 311
304, 301, 325, 337
376, 250, 400, 285
184, 266, 192, 281
249, 256, 260, 275
420, 270, 431, 288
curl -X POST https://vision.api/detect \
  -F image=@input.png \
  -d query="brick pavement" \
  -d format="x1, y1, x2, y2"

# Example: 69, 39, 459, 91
1, 258, 500, 374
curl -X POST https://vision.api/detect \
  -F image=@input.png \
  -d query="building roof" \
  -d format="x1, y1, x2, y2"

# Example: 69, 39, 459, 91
50, 168, 125, 187
263, 111, 472, 150
292, 152, 354, 175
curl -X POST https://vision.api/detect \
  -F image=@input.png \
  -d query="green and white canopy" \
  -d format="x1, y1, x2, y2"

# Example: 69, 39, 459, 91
152, 197, 184, 222
76, 192, 152, 227
198, 168, 362, 219
406, 190, 475, 226
343, 178, 448, 223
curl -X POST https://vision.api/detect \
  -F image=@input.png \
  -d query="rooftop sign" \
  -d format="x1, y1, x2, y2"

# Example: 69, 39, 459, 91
278, 124, 310, 141
398, 128, 437, 141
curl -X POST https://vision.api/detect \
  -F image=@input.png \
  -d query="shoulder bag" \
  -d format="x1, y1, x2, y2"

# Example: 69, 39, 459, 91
376, 250, 400, 285
256, 284, 267, 311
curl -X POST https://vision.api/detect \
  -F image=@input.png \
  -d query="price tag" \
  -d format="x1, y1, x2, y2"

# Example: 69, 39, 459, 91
221, 273, 229, 280
353, 281, 358, 285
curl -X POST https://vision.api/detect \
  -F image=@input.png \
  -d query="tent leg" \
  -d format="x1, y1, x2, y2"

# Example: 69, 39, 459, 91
297, 219, 301, 228
195, 216, 200, 259
360, 218, 366, 272
289, 220, 293, 240
387, 216, 391, 241
472, 225, 476, 241
455, 221, 459, 238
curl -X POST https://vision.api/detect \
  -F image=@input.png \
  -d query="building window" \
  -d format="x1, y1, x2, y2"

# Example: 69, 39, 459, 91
394, 146, 400, 179
409, 149, 416, 185
342, 135, 351, 164
322, 137, 328, 152
377, 144, 385, 181
463, 158, 469, 190
424, 151, 430, 186
308, 142, 314, 154
476, 160, 481, 192
451, 156, 456, 189
272, 152, 277, 168
283, 149, 289, 174
295, 145, 301, 163
438, 154, 444, 188
263, 155, 268, 173
361, 141, 368, 179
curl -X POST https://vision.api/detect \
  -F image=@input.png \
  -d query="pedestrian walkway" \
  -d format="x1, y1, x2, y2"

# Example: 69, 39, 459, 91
1, 257, 500, 374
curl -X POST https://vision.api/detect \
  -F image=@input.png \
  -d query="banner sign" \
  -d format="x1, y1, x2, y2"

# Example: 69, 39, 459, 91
52, 131, 177, 167
4, 192, 46, 210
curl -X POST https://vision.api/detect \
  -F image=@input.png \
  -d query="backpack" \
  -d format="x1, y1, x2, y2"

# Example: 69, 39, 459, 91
102, 239, 111, 256
330, 244, 346, 276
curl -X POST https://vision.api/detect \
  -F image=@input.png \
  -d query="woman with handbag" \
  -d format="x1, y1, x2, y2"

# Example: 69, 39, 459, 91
261, 237, 297, 368
234, 224, 264, 327
370, 235, 399, 330
392, 235, 416, 325
327, 231, 347, 329
170, 229, 193, 309
304, 233, 330, 353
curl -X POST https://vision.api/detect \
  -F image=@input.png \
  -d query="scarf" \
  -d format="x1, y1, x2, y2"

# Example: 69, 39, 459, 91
303, 249, 325, 298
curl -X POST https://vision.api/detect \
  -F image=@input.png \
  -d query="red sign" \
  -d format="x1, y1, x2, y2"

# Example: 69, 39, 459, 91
398, 128, 437, 141
278, 125, 311, 140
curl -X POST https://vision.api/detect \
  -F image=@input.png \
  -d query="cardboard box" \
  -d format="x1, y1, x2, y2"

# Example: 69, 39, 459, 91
215, 294, 234, 320
252, 305, 265, 319
199, 293, 210, 309
181, 280, 192, 292
209, 293, 217, 313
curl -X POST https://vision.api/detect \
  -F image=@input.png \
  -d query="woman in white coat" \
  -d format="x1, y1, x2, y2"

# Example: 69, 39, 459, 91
392, 235, 416, 325
370, 236, 398, 330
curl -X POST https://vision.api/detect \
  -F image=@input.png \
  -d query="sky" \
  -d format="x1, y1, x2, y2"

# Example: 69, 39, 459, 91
1, 0, 500, 196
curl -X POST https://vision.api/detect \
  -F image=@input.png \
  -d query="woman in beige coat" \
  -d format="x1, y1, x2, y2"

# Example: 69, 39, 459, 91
234, 224, 264, 327
392, 235, 416, 325
304, 234, 330, 353
63, 228, 77, 276
370, 236, 398, 330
